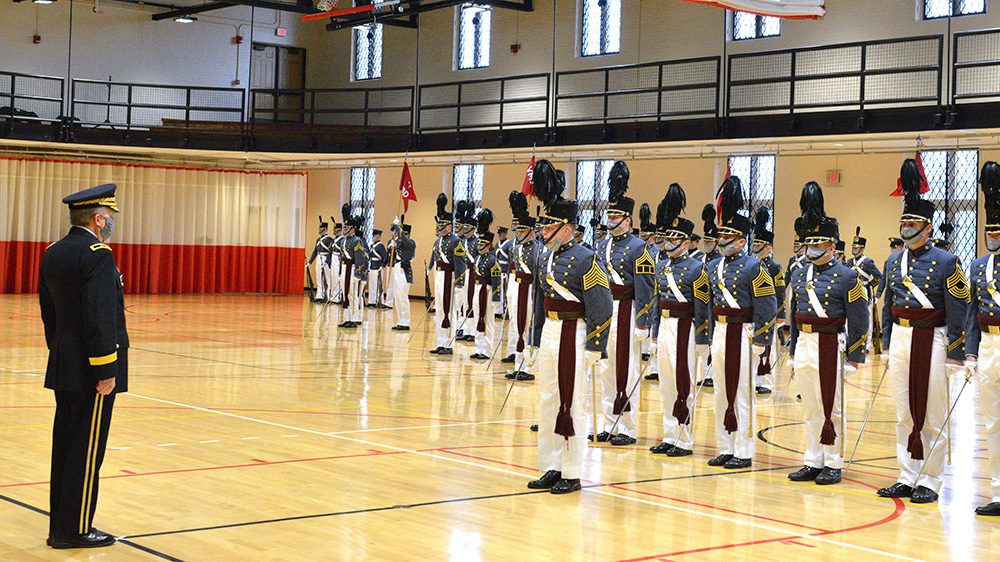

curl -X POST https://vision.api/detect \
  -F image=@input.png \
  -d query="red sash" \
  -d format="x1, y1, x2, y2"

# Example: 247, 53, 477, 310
544, 299, 586, 439
891, 307, 946, 460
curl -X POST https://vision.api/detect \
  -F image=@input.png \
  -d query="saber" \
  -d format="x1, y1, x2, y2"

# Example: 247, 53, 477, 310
844, 361, 890, 475
914, 366, 972, 486
497, 292, 537, 415
607, 356, 650, 438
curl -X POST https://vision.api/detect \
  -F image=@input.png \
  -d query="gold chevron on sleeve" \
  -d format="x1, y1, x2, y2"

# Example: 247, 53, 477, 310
752, 266, 776, 298
847, 278, 866, 303
454, 242, 467, 257
635, 248, 655, 275
693, 269, 710, 303
583, 257, 609, 291
774, 270, 786, 288
947, 267, 970, 302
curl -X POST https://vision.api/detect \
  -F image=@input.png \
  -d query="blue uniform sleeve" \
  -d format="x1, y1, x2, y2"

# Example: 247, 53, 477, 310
966, 269, 981, 358
693, 263, 711, 346
943, 255, 970, 361
633, 244, 657, 329
788, 268, 801, 356
770, 260, 786, 320
650, 265, 661, 338
582, 254, 613, 354
843, 270, 870, 364
751, 261, 778, 346
863, 258, 882, 288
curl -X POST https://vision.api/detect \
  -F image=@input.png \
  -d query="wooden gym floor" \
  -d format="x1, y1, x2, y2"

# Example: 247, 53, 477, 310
0, 293, 997, 561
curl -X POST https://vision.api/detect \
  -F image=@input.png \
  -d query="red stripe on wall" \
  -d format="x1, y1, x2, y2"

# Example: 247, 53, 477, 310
1, 241, 304, 295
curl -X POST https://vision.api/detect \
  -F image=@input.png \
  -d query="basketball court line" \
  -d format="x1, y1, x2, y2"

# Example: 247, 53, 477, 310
124, 391, 925, 561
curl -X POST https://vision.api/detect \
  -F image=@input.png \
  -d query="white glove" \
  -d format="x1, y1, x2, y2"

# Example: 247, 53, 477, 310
695, 344, 710, 359
634, 328, 650, 342
843, 362, 858, 377
525, 347, 538, 368
965, 359, 980, 383
752, 344, 767, 358
583, 350, 602, 369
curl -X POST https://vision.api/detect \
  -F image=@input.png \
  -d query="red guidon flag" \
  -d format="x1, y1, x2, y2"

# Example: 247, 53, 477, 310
400, 161, 417, 212
522, 155, 536, 198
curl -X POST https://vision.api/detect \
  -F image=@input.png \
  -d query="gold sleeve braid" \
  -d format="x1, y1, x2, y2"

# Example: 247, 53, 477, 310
774, 269, 786, 288
948, 334, 965, 352
587, 317, 611, 342
848, 338, 865, 354
753, 316, 776, 337
752, 266, 776, 298
583, 257, 609, 291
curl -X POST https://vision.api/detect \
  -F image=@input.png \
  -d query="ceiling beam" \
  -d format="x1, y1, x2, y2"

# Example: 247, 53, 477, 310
151, 2, 232, 21
326, 0, 463, 31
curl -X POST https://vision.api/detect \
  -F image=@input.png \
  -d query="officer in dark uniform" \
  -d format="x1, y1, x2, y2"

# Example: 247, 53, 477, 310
39, 183, 128, 549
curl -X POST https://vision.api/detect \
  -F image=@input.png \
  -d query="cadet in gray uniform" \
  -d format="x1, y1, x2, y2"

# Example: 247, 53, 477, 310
574, 223, 590, 250
504, 192, 542, 381
751, 209, 785, 394
706, 176, 778, 469
877, 237, 905, 300
696, 206, 721, 389
496, 226, 511, 319
329, 222, 345, 303
878, 159, 969, 504
649, 183, 710, 457
846, 227, 883, 352
965, 161, 1000, 516
455, 202, 479, 343
470, 209, 502, 360
640, 203, 660, 378
525, 160, 612, 495
307, 217, 335, 302
594, 161, 656, 446
367, 229, 389, 308
594, 223, 608, 246
429, 194, 469, 355
389, 221, 416, 331
787, 181, 869, 486
339, 205, 370, 329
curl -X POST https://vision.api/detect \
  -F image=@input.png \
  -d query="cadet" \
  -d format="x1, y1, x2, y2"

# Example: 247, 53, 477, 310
388, 220, 416, 331
338, 205, 370, 329
504, 192, 541, 381
470, 210, 502, 360
429, 194, 469, 355
846, 227, 883, 352
307, 217, 335, 302
367, 229, 389, 308
751, 209, 785, 394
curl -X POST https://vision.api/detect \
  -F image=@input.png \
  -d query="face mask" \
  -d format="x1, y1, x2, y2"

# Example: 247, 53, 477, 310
806, 246, 828, 262
852, 248, 862, 257
542, 224, 566, 252
900, 224, 925, 242
100, 214, 115, 241
988, 238, 1000, 253
718, 238, 741, 257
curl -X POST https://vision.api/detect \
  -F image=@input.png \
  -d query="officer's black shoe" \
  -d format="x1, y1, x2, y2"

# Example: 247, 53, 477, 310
707, 454, 733, 466
667, 446, 693, 457
645, 373, 659, 381
642, 353, 651, 362
976, 501, 1000, 516
699, 378, 714, 388
504, 371, 517, 379
50, 531, 115, 549
515, 372, 535, 381
724, 457, 752, 469
391, 325, 410, 331
815, 467, 842, 485
527, 470, 561, 489
438, 347, 454, 355
649, 442, 673, 455
500, 354, 516, 364
429, 347, 442, 354
609, 434, 637, 446
788, 466, 822, 482
755, 386, 772, 395
529, 424, 539, 432
586, 432, 611, 443
910, 485, 939, 504
877, 482, 914, 498
550, 478, 582, 494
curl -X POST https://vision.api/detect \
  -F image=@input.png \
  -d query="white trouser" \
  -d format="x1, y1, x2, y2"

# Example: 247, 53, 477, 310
391, 264, 410, 327
601, 301, 640, 437
453, 274, 468, 335
537, 319, 588, 480
792, 332, 845, 469
505, 275, 519, 356
475, 295, 496, 356
434, 269, 453, 348
346, 274, 364, 323
367, 269, 381, 305
331, 256, 342, 301
756, 342, 775, 390
700, 342, 716, 381
314, 257, 330, 300
498, 273, 508, 316
978, 332, 1000, 502
509, 279, 534, 368
656, 318, 696, 449
888, 325, 949, 493
384, 266, 395, 307
711, 323, 756, 459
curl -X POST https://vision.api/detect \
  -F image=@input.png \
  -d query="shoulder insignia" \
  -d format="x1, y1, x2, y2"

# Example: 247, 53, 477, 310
635, 248, 655, 275
774, 270, 785, 288
947, 267, 970, 302
454, 242, 467, 258
847, 278, 867, 304
693, 269, 710, 304
583, 257, 609, 291
752, 266, 776, 298
90, 243, 112, 252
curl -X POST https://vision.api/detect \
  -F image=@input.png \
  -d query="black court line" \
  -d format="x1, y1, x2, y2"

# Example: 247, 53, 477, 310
0, 492, 183, 561
124, 463, 802, 540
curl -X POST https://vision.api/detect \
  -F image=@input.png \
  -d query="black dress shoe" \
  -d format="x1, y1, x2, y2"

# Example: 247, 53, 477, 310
550, 478, 582, 494
587, 432, 611, 443
50, 531, 115, 549
788, 465, 822, 482
642, 353, 651, 362
504, 371, 517, 379
528, 470, 562, 489
609, 434, 637, 446
699, 378, 714, 388
337, 321, 351, 328
667, 446, 693, 457
877, 482, 914, 498
650, 442, 673, 454
724, 457, 752, 469
755, 386, 772, 395
438, 348, 454, 355
976, 501, 1000, 516
428, 307, 436, 313
529, 424, 539, 432
500, 354, 516, 364
429, 347, 442, 354
469, 353, 486, 360
707, 453, 733, 466
910, 485, 939, 504
645, 373, 659, 381
815, 467, 842, 485
515, 372, 535, 381
391, 325, 410, 331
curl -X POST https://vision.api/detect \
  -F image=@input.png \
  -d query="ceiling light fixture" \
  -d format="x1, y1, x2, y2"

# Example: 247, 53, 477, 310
174, 15, 196, 23
33, 0, 56, 5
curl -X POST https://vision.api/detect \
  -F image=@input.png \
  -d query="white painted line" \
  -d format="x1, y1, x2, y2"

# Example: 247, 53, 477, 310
240, 436, 260, 440
281, 434, 299, 438
199, 440, 220, 444
127, 391, 925, 561
156, 443, 177, 447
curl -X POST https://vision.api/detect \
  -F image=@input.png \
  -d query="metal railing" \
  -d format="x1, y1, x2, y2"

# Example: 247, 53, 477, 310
251, 86, 414, 130
953, 28, 1000, 104
0, 71, 65, 137
555, 57, 721, 125
727, 35, 943, 115
417, 73, 549, 133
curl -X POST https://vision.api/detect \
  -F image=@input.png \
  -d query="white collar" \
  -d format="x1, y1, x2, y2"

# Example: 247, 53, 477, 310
72, 225, 101, 241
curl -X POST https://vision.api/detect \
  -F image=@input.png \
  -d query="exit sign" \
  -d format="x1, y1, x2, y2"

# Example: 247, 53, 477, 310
275, 27, 287, 37
825, 170, 842, 186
